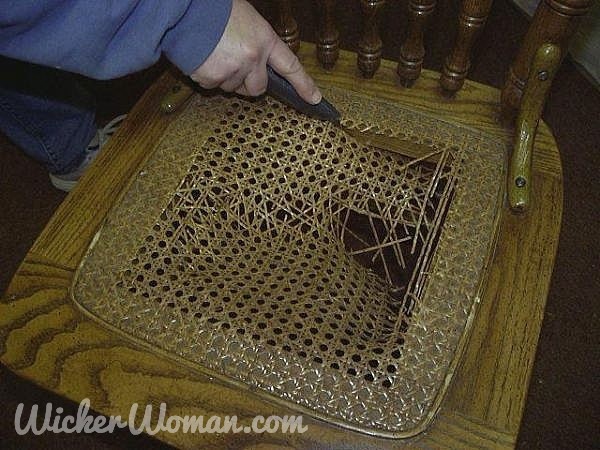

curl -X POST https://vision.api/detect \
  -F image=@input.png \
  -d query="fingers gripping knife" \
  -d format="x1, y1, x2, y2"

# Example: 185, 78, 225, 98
161, 66, 341, 123
264, 66, 340, 122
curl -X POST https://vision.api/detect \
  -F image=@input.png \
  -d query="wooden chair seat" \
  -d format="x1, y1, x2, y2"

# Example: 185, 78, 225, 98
0, 45, 562, 448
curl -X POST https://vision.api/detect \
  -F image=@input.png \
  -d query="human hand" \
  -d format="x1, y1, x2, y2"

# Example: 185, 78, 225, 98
190, 0, 322, 104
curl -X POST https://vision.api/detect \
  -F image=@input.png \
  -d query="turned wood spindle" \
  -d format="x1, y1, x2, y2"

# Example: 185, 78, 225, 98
358, 0, 386, 78
397, 0, 436, 86
501, 0, 593, 117
273, 0, 300, 53
440, 0, 494, 94
316, 0, 340, 69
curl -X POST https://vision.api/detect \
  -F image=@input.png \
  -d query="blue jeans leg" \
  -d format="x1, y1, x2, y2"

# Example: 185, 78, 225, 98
0, 56, 97, 175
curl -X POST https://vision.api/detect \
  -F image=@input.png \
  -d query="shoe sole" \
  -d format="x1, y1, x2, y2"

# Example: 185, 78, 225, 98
49, 174, 77, 192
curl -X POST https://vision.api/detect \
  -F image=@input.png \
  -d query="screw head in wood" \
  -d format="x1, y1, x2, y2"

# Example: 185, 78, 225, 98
515, 176, 527, 188
537, 70, 549, 81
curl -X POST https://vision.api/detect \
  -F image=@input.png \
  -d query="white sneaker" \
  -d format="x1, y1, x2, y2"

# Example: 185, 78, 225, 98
49, 114, 127, 192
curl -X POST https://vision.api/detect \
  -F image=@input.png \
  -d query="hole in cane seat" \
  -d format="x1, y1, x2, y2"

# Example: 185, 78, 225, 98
73, 90, 504, 436
116, 94, 455, 388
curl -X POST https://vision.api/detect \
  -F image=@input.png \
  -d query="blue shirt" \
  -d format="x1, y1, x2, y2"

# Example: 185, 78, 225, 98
0, 0, 233, 79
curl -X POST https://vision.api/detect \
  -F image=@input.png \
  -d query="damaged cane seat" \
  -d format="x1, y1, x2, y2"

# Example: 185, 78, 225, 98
72, 82, 504, 436
0, 45, 563, 448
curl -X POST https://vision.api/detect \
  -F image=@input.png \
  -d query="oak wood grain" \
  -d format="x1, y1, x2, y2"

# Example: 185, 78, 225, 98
508, 44, 562, 212
1, 44, 562, 449
501, 0, 593, 115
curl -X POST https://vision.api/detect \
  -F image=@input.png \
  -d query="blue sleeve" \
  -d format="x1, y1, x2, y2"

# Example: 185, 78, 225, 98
0, 0, 232, 79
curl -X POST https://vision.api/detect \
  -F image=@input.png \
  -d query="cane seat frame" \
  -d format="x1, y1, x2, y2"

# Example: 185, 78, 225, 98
0, 42, 563, 447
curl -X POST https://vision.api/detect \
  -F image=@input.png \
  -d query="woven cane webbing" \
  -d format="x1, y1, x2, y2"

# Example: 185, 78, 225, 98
72, 87, 505, 437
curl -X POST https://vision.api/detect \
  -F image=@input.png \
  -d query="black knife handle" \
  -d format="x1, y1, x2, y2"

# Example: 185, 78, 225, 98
266, 66, 340, 123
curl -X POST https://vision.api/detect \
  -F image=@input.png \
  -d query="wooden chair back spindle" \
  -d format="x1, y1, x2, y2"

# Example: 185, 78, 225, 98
265, 0, 592, 211
358, 0, 386, 78
316, 0, 340, 69
397, 0, 437, 86
502, 0, 593, 114
273, 0, 301, 53
440, 0, 494, 93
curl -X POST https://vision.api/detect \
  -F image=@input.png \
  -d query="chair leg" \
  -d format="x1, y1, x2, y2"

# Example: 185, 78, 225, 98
508, 43, 561, 213
501, 0, 593, 117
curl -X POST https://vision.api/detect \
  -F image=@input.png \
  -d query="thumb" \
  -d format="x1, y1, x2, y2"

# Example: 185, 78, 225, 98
267, 40, 322, 105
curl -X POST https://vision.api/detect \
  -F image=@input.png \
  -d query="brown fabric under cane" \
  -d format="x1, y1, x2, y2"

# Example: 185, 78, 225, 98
72, 88, 505, 437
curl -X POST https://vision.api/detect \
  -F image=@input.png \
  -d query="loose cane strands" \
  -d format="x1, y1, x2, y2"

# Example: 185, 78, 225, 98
72, 87, 505, 437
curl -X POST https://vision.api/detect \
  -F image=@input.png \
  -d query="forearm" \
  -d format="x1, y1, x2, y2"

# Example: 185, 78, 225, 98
0, 0, 232, 79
